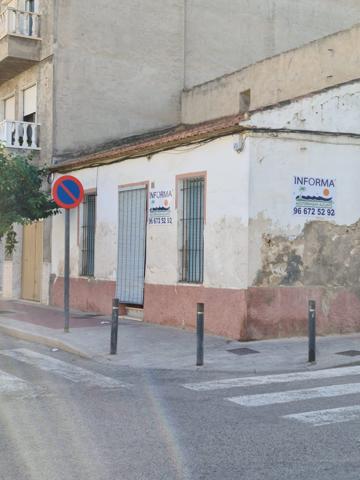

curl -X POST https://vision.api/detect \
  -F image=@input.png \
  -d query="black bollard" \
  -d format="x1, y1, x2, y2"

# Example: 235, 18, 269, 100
308, 300, 316, 363
196, 303, 204, 366
110, 298, 119, 355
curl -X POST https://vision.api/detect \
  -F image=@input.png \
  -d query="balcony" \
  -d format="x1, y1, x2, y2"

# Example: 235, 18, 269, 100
0, 120, 40, 150
0, 7, 41, 85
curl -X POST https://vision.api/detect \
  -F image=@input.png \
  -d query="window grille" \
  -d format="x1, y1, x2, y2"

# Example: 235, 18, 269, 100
179, 177, 205, 283
81, 193, 96, 276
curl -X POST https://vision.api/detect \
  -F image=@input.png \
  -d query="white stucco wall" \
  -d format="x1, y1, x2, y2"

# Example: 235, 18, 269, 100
51, 79, 360, 295
51, 136, 250, 291
241, 81, 360, 134
242, 81, 360, 285
248, 134, 360, 285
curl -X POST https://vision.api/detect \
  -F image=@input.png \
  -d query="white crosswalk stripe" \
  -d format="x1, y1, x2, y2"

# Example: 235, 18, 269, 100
0, 348, 130, 389
284, 405, 360, 426
183, 365, 360, 391
183, 366, 360, 427
227, 383, 360, 407
0, 369, 46, 399
0, 370, 33, 395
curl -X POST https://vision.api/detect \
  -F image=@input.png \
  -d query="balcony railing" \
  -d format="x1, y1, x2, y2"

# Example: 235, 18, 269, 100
0, 7, 40, 39
0, 120, 40, 149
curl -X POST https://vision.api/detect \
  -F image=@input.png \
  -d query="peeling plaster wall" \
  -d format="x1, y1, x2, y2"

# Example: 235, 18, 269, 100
50, 128, 360, 337
255, 219, 360, 290
243, 83, 360, 337
51, 136, 250, 291
245, 133, 360, 337
246, 82, 360, 291
241, 81, 360, 134
50, 79, 360, 337
248, 136, 360, 287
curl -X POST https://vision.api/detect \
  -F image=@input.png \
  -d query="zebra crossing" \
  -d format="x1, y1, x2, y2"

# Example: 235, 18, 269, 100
0, 348, 130, 398
0, 368, 41, 399
183, 366, 360, 427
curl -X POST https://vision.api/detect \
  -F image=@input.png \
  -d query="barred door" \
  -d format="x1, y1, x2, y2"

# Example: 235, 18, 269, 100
116, 186, 147, 305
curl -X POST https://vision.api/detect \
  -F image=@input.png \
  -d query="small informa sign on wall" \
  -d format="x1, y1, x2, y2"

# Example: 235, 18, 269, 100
149, 188, 174, 225
292, 176, 336, 218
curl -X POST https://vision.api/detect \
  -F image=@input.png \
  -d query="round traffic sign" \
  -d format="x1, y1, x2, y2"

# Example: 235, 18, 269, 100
52, 175, 84, 209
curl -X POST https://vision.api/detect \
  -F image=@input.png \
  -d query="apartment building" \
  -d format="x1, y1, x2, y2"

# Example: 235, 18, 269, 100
1, 0, 360, 310
0, 0, 53, 303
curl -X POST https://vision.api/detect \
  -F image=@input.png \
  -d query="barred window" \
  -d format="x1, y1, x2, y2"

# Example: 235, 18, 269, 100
179, 177, 205, 283
81, 193, 96, 276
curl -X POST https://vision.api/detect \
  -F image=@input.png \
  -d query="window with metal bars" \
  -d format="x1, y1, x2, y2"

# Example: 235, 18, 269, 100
81, 193, 96, 277
179, 177, 205, 283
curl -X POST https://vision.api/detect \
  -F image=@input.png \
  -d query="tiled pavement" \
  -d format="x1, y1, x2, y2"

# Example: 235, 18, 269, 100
1, 298, 360, 373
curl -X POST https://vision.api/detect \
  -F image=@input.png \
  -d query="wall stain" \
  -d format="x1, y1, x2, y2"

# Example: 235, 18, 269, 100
255, 219, 360, 290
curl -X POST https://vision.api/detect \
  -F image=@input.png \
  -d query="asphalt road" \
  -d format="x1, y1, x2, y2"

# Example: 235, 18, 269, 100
1, 334, 360, 480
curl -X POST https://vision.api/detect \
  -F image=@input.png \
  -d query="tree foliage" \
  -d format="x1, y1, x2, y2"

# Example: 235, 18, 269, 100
0, 146, 59, 255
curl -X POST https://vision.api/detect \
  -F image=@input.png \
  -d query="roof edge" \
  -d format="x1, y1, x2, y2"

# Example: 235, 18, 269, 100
50, 115, 244, 173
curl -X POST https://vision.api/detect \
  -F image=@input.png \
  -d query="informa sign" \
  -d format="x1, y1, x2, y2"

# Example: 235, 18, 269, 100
292, 176, 336, 218
148, 188, 174, 225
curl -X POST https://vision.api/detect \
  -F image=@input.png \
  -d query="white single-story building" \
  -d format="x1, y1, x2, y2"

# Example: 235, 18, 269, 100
50, 80, 360, 339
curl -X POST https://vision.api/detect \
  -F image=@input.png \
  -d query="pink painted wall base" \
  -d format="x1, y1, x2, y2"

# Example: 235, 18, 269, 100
247, 286, 360, 340
50, 278, 360, 340
51, 277, 116, 315
144, 283, 247, 339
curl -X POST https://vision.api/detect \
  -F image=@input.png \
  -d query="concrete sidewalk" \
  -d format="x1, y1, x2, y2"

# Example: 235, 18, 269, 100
1, 299, 360, 373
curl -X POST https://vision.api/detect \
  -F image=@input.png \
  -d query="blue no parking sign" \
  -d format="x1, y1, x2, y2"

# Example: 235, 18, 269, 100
52, 175, 84, 209
52, 175, 84, 332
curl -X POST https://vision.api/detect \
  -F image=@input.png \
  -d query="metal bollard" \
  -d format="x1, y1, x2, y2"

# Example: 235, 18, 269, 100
196, 303, 204, 366
110, 298, 119, 355
308, 300, 316, 363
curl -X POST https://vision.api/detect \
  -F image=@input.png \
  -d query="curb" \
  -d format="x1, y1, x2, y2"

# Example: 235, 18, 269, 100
0, 323, 91, 359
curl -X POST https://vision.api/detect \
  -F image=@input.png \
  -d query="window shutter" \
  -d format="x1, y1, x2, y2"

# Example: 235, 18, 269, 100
23, 85, 37, 117
4, 96, 15, 121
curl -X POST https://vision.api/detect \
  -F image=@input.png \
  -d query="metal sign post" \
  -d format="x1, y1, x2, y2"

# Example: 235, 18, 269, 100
64, 209, 70, 332
52, 175, 84, 333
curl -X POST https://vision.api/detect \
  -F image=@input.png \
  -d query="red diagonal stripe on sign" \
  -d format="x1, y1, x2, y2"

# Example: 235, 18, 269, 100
60, 181, 78, 202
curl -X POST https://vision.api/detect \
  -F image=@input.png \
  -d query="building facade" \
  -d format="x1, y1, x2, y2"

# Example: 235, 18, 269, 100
0, 0, 53, 302
1, 0, 360, 335
51, 77, 360, 339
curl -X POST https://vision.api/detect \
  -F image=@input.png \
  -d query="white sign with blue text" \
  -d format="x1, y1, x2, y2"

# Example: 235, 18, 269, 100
292, 176, 336, 219
148, 187, 174, 225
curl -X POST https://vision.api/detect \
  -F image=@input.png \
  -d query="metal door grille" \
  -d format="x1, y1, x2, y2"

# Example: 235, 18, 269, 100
81, 193, 96, 276
180, 177, 205, 283
116, 187, 147, 305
